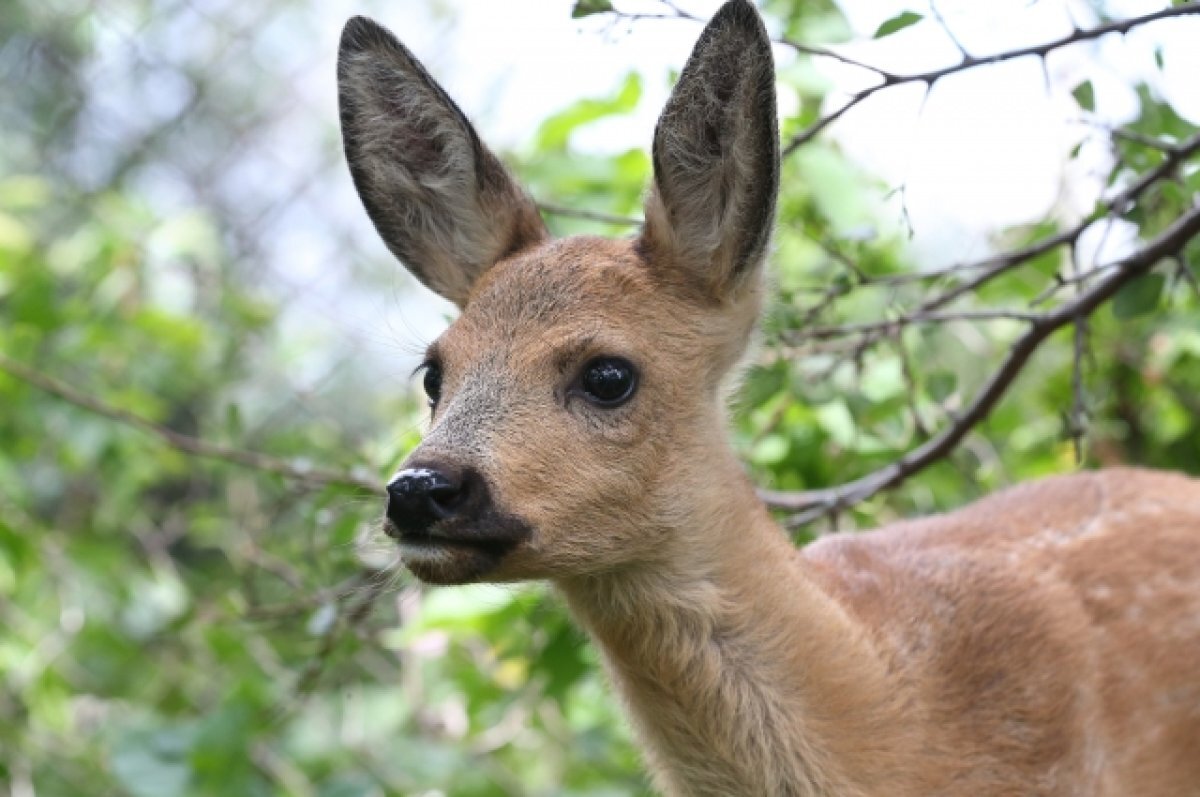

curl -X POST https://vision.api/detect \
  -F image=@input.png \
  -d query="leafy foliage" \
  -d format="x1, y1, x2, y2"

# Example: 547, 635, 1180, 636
2, 1, 1199, 795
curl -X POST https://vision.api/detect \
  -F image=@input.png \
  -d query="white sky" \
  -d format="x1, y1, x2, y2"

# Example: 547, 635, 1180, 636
302, 0, 1198, 367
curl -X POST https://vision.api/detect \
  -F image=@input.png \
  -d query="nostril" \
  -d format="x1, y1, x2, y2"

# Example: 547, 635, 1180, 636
385, 466, 466, 532
426, 481, 465, 518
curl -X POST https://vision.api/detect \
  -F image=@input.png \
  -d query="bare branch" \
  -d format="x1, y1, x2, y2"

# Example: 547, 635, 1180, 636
1102, 125, 1181, 153
783, 4, 1200, 156
929, 0, 972, 60
792, 309, 1041, 342
0, 354, 380, 494
762, 200, 1200, 524
795, 132, 1200, 343
608, 1, 895, 77
909, 131, 1200, 309
787, 130, 1200, 306
775, 37, 893, 77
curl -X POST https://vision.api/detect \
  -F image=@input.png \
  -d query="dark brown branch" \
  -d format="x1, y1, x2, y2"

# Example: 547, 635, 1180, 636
0, 354, 380, 493
794, 308, 1040, 341
783, 4, 1200, 156
761, 200, 1200, 524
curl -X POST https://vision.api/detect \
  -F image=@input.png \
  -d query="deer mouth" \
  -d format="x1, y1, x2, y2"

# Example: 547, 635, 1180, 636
390, 517, 532, 584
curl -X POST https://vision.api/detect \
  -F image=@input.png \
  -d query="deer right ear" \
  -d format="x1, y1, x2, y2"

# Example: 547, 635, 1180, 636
639, 0, 779, 301
338, 17, 547, 308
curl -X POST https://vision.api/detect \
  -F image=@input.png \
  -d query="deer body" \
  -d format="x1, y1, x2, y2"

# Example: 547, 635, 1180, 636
337, 3, 1200, 793
565, 464, 1200, 795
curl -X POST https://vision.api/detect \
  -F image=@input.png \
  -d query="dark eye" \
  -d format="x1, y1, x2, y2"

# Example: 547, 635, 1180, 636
421, 362, 442, 406
579, 357, 638, 407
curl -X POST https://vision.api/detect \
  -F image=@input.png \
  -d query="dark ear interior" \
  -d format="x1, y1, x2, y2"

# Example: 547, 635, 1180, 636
337, 17, 546, 307
639, 0, 779, 299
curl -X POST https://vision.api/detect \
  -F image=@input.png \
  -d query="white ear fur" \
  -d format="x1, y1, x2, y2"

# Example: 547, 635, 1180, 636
338, 17, 546, 307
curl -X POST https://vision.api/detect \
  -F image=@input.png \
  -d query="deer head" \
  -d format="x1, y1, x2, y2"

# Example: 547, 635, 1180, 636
338, 0, 778, 586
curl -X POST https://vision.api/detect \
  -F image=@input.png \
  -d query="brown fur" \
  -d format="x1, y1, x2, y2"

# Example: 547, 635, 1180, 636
338, 3, 1200, 794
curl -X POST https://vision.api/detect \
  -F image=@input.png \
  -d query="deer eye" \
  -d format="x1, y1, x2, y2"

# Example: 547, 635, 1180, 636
579, 357, 638, 408
421, 362, 443, 406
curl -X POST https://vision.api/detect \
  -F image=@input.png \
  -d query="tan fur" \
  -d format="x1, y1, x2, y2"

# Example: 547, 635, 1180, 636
339, 4, 1200, 794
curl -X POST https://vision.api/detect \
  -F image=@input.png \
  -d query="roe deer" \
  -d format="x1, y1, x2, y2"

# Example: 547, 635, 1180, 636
337, 2, 1200, 794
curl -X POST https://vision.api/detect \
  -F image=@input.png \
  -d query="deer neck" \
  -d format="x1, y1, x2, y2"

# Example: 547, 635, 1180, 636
555, 449, 911, 797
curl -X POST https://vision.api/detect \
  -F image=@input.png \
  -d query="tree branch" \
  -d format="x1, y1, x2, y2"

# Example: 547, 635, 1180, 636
536, 200, 642, 226
794, 308, 1040, 341
784, 131, 1200, 355
761, 200, 1200, 525
0, 354, 380, 493
783, 4, 1200, 156
290, 569, 397, 697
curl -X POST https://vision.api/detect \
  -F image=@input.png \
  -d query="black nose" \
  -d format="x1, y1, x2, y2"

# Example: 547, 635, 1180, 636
385, 467, 467, 536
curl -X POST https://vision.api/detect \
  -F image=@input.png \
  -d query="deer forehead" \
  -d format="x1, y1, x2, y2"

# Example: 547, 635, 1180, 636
437, 236, 692, 365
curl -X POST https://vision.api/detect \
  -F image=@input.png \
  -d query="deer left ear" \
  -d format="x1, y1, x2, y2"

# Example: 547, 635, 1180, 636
338, 17, 547, 308
638, 0, 779, 301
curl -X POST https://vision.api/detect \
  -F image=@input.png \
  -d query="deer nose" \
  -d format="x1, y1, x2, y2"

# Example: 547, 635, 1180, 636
385, 467, 466, 535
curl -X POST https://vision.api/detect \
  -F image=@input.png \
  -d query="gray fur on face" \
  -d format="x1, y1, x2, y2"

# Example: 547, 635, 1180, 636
418, 357, 510, 469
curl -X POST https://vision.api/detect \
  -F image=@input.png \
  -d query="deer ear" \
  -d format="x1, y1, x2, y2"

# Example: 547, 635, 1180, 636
639, 0, 779, 300
338, 17, 547, 308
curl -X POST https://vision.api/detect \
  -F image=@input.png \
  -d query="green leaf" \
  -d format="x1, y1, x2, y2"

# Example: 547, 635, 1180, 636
110, 726, 196, 797
572, 0, 613, 18
873, 11, 922, 39
860, 357, 903, 402
1112, 272, 1165, 319
541, 623, 589, 702
926, 371, 958, 402
535, 72, 642, 152
816, 400, 856, 448
751, 434, 790, 465
0, 175, 51, 210
1072, 80, 1095, 112
0, 211, 34, 255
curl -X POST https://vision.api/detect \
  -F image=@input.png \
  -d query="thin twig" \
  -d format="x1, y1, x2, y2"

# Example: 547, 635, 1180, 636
609, 1, 893, 76
536, 201, 642, 226
1070, 312, 1090, 463
908, 131, 1200, 310
776, 37, 892, 76
929, 0, 972, 60
794, 131, 1200, 356
1104, 126, 1181, 153
783, 4, 1200, 156
792, 308, 1040, 342
0, 354, 380, 493
290, 570, 400, 698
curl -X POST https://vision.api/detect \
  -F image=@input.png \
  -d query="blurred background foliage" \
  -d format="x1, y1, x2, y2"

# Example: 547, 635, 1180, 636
1, 0, 1198, 795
